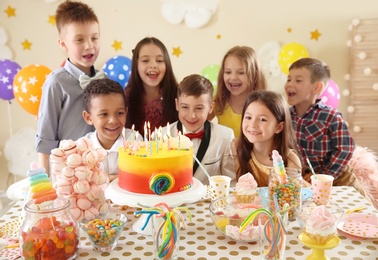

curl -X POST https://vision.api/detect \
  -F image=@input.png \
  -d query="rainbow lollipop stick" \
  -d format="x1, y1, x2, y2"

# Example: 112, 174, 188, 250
272, 150, 286, 178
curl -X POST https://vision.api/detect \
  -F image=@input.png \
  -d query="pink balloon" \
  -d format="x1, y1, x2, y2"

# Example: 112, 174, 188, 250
319, 79, 340, 109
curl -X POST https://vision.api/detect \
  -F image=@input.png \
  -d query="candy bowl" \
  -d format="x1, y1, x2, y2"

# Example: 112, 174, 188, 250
209, 195, 269, 242
295, 200, 344, 229
80, 212, 128, 252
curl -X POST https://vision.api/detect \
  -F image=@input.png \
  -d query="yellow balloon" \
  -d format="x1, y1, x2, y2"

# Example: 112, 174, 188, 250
13, 64, 52, 116
278, 43, 309, 75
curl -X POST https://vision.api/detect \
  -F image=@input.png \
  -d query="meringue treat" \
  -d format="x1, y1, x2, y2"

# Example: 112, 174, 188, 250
209, 175, 231, 201
303, 205, 337, 244
233, 172, 258, 204
311, 174, 334, 205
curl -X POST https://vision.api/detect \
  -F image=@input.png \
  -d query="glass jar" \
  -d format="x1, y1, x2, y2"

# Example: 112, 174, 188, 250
19, 197, 79, 260
268, 168, 302, 219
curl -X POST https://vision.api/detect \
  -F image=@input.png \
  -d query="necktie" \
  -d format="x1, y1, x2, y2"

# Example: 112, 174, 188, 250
185, 130, 205, 140
79, 70, 106, 89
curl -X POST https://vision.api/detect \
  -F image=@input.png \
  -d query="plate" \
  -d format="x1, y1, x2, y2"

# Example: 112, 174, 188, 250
337, 213, 378, 238
257, 187, 313, 201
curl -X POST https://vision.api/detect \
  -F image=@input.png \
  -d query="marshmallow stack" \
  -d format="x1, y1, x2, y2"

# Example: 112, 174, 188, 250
50, 137, 110, 221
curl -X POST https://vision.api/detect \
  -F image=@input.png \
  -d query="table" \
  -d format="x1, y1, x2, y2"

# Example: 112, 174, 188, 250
1, 186, 378, 260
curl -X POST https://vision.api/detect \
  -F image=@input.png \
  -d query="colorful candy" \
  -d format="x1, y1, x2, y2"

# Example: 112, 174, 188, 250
149, 171, 175, 195
272, 150, 286, 178
269, 150, 301, 218
135, 202, 192, 259
27, 162, 57, 207
240, 208, 287, 259
21, 216, 79, 260
81, 215, 126, 250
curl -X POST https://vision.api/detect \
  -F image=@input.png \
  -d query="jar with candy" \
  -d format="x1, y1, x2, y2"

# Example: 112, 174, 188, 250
19, 197, 79, 260
268, 168, 302, 219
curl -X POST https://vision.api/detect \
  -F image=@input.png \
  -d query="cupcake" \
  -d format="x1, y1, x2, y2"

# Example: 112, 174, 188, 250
233, 172, 257, 204
303, 205, 337, 244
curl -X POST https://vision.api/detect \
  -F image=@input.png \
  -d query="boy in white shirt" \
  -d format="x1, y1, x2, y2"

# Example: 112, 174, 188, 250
165, 74, 236, 185
82, 78, 141, 181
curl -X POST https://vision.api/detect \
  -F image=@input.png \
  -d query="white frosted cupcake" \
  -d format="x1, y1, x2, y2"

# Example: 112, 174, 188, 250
303, 205, 337, 244
233, 172, 257, 204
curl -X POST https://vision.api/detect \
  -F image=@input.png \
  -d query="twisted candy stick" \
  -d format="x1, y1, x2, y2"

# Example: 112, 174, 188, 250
272, 150, 286, 180
134, 202, 192, 259
239, 207, 287, 259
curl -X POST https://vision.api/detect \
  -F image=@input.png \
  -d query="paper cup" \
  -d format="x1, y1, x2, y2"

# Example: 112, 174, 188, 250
209, 175, 231, 201
311, 174, 334, 205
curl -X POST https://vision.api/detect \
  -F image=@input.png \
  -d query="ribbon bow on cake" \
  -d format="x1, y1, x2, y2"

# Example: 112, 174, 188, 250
185, 130, 205, 140
79, 70, 106, 89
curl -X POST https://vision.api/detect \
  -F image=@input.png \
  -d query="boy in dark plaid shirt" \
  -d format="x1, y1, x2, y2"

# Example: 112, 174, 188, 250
284, 58, 361, 190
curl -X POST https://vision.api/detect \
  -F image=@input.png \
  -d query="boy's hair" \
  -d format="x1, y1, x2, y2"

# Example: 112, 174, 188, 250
178, 74, 213, 102
289, 58, 331, 86
236, 90, 300, 179
56, 0, 99, 34
83, 78, 126, 112
214, 46, 267, 115
125, 37, 178, 131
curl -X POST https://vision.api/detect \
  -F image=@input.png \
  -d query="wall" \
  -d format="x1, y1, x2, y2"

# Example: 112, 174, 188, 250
0, 0, 377, 189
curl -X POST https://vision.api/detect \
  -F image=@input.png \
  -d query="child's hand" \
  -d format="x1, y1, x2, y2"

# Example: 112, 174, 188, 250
302, 173, 312, 185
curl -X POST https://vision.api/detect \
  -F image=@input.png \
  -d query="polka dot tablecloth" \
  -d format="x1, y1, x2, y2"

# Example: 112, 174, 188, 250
1, 187, 378, 260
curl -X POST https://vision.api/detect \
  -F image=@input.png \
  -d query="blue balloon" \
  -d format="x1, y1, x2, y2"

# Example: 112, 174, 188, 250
102, 55, 132, 89
0, 59, 21, 101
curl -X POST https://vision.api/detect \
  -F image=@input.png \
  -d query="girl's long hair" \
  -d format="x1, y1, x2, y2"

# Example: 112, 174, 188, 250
213, 46, 267, 115
236, 90, 299, 179
125, 37, 178, 132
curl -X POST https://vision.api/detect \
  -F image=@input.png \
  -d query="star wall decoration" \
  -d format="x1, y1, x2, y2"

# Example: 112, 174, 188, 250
310, 29, 321, 41
216, 34, 222, 39
287, 27, 292, 33
48, 15, 56, 26
172, 46, 182, 57
4, 6, 16, 17
112, 40, 123, 51
22, 39, 32, 50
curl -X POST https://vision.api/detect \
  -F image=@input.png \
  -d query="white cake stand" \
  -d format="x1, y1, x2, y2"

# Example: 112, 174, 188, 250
105, 177, 206, 235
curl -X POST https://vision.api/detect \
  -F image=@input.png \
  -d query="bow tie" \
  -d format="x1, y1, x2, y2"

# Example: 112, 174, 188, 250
185, 130, 205, 140
79, 70, 106, 89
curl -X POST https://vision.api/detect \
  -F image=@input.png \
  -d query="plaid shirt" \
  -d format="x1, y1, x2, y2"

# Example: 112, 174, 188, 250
290, 100, 355, 179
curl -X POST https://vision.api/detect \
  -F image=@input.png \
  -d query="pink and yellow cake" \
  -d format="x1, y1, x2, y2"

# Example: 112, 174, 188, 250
118, 136, 193, 195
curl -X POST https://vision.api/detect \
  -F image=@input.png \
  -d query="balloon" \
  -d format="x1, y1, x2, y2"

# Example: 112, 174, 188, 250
13, 64, 52, 116
0, 59, 21, 100
278, 42, 309, 75
319, 79, 340, 109
201, 64, 220, 94
102, 55, 131, 89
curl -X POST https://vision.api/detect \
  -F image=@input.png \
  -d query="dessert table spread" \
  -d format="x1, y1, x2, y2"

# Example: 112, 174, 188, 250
1, 186, 378, 260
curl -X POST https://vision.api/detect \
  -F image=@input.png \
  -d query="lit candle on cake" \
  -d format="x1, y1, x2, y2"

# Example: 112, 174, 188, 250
150, 132, 154, 156
130, 124, 135, 144
133, 131, 139, 155
166, 133, 171, 152
166, 122, 170, 136
178, 131, 181, 152
121, 127, 126, 151
144, 122, 148, 153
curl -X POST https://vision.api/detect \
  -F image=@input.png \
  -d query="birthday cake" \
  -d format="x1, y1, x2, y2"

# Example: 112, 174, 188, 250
118, 135, 193, 195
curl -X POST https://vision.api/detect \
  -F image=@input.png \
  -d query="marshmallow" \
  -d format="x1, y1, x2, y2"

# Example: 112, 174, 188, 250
66, 153, 82, 168
73, 180, 90, 194
60, 139, 77, 155
82, 150, 99, 169
77, 196, 92, 210
76, 137, 93, 154
62, 166, 75, 180
84, 207, 99, 220
74, 166, 93, 182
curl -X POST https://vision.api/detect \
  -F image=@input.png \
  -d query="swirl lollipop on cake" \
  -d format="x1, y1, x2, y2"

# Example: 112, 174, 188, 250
27, 162, 58, 209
